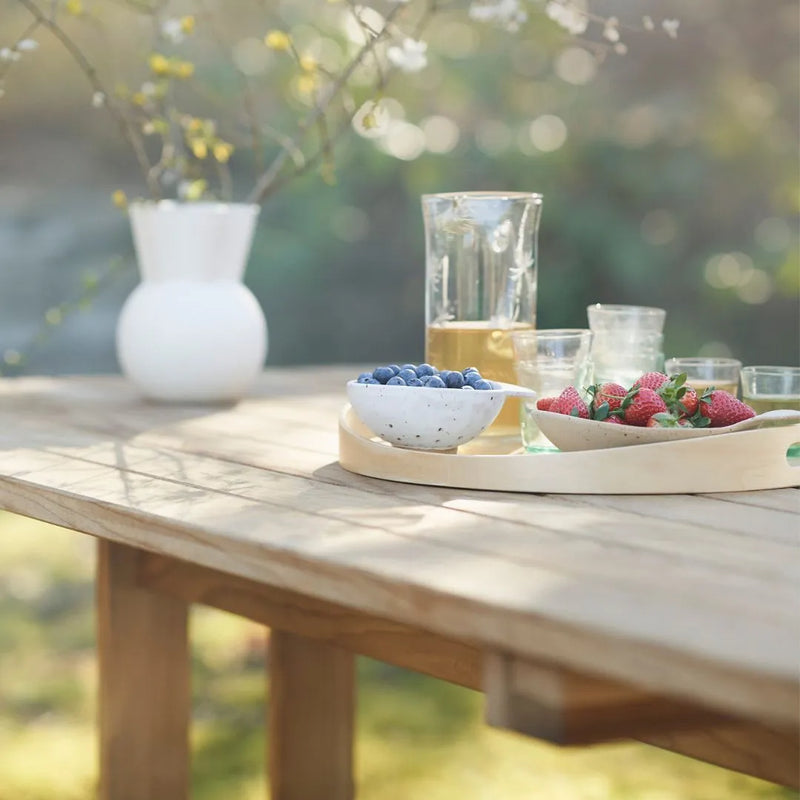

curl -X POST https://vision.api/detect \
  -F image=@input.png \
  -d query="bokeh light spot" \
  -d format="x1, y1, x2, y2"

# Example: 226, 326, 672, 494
529, 114, 567, 152
379, 120, 426, 161
755, 217, 791, 252
555, 47, 596, 85
736, 269, 773, 304
421, 115, 460, 153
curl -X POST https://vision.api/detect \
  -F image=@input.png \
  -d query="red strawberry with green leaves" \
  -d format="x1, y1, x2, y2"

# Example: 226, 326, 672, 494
593, 382, 627, 413
632, 372, 669, 392
698, 390, 756, 427
537, 397, 556, 411
549, 386, 589, 418
618, 387, 668, 426
646, 412, 693, 428
657, 373, 699, 417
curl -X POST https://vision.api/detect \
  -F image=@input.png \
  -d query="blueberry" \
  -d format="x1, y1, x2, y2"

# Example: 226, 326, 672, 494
462, 367, 480, 375
461, 385, 475, 390
364, 377, 380, 384
465, 371, 484, 387
473, 379, 494, 390
372, 366, 395, 384
357, 372, 372, 383
426, 376, 446, 388
388, 364, 401, 375
445, 371, 465, 389
419, 375, 432, 384
400, 364, 417, 372
386, 376, 406, 386
397, 368, 417, 383
406, 378, 424, 386
415, 363, 436, 378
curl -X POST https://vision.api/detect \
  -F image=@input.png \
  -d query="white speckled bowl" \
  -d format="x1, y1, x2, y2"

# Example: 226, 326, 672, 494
346, 380, 536, 450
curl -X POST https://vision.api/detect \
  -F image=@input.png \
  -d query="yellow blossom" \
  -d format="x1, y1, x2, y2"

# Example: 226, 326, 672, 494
265, 30, 291, 51
212, 142, 234, 163
299, 54, 317, 73
65, 0, 83, 15
186, 117, 204, 133
111, 189, 128, 209
190, 140, 208, 159
132, 92, 147, 106
45, 308, 63, 326
182, 179, 207, 201
148, 53, 171, 77
180, 16, 195, 34
296, 74, 318, 95
173, 60, 195, 79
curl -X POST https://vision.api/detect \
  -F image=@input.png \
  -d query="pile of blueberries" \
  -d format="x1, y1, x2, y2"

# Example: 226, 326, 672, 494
356, 364, 494, 390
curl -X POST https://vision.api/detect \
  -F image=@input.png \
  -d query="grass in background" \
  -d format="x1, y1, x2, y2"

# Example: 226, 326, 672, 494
0, 511, 796, 800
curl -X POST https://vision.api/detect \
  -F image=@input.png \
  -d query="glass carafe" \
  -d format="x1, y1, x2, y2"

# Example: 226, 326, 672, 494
423, 191, 542, 436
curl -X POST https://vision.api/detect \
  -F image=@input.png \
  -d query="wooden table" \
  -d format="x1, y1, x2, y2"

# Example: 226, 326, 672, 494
0, 368, 798, 799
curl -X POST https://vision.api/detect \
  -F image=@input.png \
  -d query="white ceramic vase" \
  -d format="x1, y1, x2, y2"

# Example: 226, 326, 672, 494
116, 201, 267, 403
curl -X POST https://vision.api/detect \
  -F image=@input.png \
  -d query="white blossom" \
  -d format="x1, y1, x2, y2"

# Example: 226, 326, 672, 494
353, 99, 390, 137
17, 39, 39, 51
642, 16, 655, 31
545, 2, 588, 36
469, 0, 527, 32
161, 18, 185, 44
603, 17, 620, 43
92, 91, 105, 108
387, 38, 427, 73
0, 48, 21, 62
662, 18, 680, 39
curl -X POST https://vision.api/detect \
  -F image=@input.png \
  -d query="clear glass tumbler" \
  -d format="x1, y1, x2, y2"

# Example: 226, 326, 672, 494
664, 357, 742, 397
740, 366, 800, 414
423, 191, 543, 436
587, 303, 666, 387
512, 329, 593, 452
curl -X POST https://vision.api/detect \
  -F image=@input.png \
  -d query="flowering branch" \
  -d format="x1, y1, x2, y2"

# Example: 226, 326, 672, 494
247, 2, 408, 204
16, 0, 161, 198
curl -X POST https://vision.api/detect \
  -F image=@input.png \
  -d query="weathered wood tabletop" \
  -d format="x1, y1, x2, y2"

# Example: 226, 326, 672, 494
0, 367, 798, 799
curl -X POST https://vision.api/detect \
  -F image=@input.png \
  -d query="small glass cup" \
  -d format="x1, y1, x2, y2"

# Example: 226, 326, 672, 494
587, 304, 666, 387
740, 366, 800, 414
512, 329, 593, 452
665, 357, 742, 397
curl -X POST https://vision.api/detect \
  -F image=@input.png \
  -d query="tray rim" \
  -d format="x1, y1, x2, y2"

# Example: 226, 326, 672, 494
338, 404, 800, 495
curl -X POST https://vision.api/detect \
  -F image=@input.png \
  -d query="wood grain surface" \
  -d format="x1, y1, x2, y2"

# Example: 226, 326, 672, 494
1, 370, 798, 781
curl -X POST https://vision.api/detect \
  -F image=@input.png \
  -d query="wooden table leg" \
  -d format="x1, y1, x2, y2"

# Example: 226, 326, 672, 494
269, 630, 355, 800
97, 541, 190, 800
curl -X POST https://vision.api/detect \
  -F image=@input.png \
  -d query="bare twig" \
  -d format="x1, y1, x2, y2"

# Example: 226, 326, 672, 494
16, 0, 160, 198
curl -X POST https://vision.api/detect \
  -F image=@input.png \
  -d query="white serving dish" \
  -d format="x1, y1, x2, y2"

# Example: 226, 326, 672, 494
531, 408, 800, 452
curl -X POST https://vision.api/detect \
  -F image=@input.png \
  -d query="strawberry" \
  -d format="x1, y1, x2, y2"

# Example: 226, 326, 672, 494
646, 412, 693, 428
698, 390, 756, 427
593, 382, 627, 413
602, 415, 623, 424
676, 386, 698, 417
537, 397, 557, 411
549, 386, 589, 418
632, 372, 669, 392
618, 387, 668, 426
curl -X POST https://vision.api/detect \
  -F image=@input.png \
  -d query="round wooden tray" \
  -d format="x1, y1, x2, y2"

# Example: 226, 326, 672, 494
338, 405, 800, 494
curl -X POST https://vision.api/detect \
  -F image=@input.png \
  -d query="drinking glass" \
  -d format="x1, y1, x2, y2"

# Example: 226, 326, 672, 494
740, 366, 800, 414
587, 304, 665, 387
665, 357, 742, 397
423, 191, 543, 436
512, 329, 593, 452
